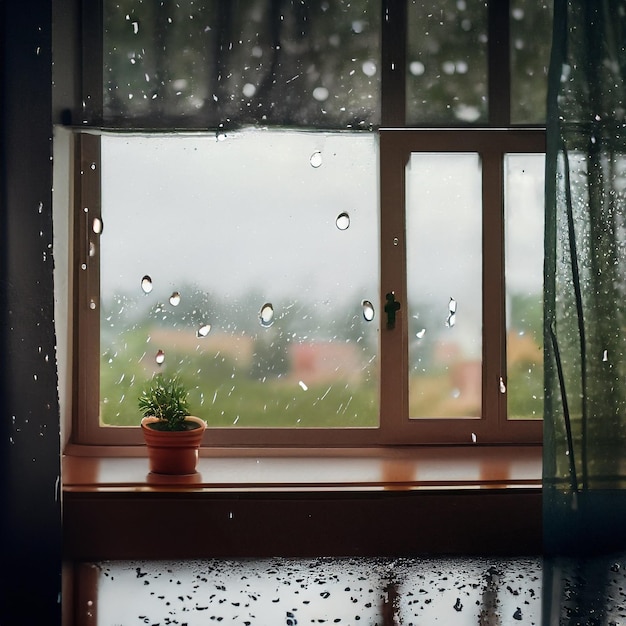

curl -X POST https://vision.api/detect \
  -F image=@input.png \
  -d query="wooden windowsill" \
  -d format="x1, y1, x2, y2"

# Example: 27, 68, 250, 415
62, 445, 542, 559
63, 444, 542, 493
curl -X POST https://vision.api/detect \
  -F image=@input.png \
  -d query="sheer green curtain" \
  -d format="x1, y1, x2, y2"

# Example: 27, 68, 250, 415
544, 0, 626, 554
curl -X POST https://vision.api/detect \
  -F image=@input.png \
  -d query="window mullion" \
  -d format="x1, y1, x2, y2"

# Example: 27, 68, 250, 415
381, 0, 407, 126
481, 151, 506, 432
488, 0, 511, 126
379, 130, 409, 442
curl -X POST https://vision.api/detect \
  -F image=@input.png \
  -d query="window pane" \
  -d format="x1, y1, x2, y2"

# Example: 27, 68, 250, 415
505, 154, 544, 419
406, 154, 482, 418
99, 131, 379, 428
510, 0, 553, 124
102, 0, 380, 129
406, 1, 488, 125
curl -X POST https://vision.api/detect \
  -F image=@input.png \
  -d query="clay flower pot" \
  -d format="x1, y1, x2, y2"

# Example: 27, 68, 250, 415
141, 416, 206, 475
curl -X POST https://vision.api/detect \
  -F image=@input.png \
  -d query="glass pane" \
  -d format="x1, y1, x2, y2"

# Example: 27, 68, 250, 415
99, 131, 379, 428
406, 154, 482, 418
505, 154, 544, 419
406, 1, 488, 125
102, 0, 380, 129
510, 0, 553, 124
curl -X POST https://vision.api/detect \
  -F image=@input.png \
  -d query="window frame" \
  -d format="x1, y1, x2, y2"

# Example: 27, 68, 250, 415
69, 0, 545, 447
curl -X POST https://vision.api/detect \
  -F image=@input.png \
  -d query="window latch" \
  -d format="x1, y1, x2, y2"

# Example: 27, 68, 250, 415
384, 291, 401, 329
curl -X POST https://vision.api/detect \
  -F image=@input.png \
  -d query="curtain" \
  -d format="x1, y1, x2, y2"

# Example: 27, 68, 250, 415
544, 0, 626, 555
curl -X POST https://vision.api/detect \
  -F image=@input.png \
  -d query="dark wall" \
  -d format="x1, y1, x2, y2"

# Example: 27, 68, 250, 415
0, 0, 61, 623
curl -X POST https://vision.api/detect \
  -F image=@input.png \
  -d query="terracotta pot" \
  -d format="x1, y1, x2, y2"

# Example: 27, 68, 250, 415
140, 416, 206, 475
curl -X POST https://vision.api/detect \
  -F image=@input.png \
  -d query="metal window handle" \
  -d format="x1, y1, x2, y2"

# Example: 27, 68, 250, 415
384, 292, 401, 329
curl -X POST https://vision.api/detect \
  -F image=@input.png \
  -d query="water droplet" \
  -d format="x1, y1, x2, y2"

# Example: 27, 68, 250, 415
89, 299, 97, 310
259, 303, 275, 327
310, 151, 323, 168
141, 275, 153, 294
298, 380, 308, 391
499, 377, 507, 393
602, 349, 608, 362
90, 162, 96, 170
92, 217, 103, 235
132, 21, 139, 34
197, 324, 211, 338
169, 291, 181, 306
362, 300, 375, 321
393, 237, 399, 246
216, 132, 227, 142
336, 212, 350, 230
453, 597, 463, 612
362, 59, 377, 77
513, 607, 522, 620
471, 432, 477, 443
446, 297, 457, 327
88, 242, 96, 257
416, 328, 426, 339
312, 86, 329, 102
155, 350, 165, 365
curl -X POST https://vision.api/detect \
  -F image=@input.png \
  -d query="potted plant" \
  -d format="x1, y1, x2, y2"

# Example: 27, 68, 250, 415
139, 374, 206, 474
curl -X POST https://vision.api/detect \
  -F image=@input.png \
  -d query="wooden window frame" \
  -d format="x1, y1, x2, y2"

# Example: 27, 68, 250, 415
69, 0, 544, 448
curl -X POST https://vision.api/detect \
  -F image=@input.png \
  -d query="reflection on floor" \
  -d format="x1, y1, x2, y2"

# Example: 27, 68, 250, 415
89, 555, 626, 625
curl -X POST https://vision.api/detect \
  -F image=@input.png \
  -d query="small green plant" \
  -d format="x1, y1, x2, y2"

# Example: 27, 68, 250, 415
138, 374, 191, 431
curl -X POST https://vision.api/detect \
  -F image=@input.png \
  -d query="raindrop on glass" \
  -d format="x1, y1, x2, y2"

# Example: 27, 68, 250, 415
299, 380, 308, 391
310, 151, 323, 168
169, 291, 181, 306
242, 83, 256, 97
499, 377, 507, 393
259, 303, 275, 328
89, 299, 97, 310
336, 212, 350, 230
141, 275, 153, 294
393, 237, 399, 246
312, 86, 329, 102
602, 349, 608, 362
362, 300, 375, 322
446, 297, 457, 327
416, 328, 426, 339
471, 432, 477, 443
362, 60, 377, 77
92, 216, 103, 235
155, 350, 165, 365
197, 324, 211, 338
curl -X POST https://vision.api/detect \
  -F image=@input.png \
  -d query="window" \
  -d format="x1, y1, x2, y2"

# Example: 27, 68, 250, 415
70, 0, 550, 446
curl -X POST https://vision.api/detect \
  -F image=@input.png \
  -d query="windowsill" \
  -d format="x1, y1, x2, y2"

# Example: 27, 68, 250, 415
63, 445, 542, 559
63, 443, 542, 492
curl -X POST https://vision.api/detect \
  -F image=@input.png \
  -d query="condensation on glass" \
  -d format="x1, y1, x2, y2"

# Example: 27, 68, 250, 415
99, 131, 379, 428
504, 154, 545, 420
102, 0, 381, 129
406, 1, 488, 125
405, 153, 482, 419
